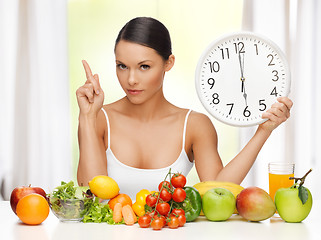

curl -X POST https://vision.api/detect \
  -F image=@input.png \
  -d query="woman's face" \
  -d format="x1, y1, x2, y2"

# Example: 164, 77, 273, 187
115, 40, 174, 105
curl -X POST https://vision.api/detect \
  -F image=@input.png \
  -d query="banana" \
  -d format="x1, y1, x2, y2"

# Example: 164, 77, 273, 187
193, 181, 244, 214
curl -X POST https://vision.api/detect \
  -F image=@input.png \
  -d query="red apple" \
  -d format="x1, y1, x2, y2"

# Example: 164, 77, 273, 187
236, 186, 276, 221
10, 185, 47, 214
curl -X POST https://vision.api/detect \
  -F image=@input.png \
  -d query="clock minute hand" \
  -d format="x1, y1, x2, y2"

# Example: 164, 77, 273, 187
238, 51, 245, 93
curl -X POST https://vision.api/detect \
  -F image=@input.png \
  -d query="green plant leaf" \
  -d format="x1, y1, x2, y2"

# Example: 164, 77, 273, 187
298, 186, 309, 204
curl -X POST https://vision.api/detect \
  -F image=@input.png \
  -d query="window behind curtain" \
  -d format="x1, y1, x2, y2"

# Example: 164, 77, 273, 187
68, 0, 243, 185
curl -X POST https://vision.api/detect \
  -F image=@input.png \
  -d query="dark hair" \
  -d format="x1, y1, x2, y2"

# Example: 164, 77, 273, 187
115, 17, 172, 60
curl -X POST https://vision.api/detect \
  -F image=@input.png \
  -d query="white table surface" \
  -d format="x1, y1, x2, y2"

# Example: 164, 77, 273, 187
1, 200, 319, 240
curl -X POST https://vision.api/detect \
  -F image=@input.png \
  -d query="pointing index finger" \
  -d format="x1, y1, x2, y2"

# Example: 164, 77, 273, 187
82, 60, 94, 81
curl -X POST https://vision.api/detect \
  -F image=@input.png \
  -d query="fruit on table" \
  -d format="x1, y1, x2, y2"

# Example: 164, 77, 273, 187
88, 175, 119, 199
135, 189, 151, 205
131, 189, 152, 217
193, 181, 244, 198
193, 181, 243, 214
275, 187, 312, 222
202, 188, 236, 221
10, 185, 47, 215
108, 193, 132, 211
275, 169, 313, 223
181, 186, 202, 222
236, 186, 276, 221
16, 193, 50, 225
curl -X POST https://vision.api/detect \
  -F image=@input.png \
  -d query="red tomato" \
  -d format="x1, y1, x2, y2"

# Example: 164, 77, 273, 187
177, 214, 186, 227
158, 181, 171, 191
167, 216, 179, 229
151, 218, 163, 230
146, 194, 158, 207
171, 208, 185, 216
154, 215, 166, 227
146, 210, 156, 218
171, 174, 186, 188
156, 202, 170, 216
138, 215, 151, 228
159, 189, 172, 202
172, 188, 186, 202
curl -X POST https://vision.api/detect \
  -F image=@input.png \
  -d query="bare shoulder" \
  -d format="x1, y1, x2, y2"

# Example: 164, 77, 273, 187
188, 111, 217, 131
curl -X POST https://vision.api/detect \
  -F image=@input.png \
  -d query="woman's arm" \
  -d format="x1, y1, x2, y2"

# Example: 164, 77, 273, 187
77, 113, 107, 186
76, 60, 107, 186
193, 97, 293, 184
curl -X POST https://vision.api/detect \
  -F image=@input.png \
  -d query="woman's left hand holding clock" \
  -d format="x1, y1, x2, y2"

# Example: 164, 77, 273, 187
259, 96, 293, 133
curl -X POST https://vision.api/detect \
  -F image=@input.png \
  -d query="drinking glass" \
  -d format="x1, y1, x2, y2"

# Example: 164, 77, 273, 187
268, 162, 295, 201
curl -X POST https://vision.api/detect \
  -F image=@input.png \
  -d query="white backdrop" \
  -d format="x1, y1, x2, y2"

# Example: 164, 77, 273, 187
241, 0, 321, 200
0, 0, 71, 200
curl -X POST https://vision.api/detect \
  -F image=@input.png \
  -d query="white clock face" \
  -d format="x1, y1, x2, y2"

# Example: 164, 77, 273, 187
195, 32, 291, 127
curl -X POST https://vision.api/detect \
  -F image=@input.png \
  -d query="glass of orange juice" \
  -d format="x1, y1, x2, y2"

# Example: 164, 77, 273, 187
268, 162, 295, 201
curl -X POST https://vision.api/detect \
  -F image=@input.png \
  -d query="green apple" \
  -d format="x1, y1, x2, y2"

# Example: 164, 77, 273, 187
202, 188, 235, 221
275, 186, 312, 223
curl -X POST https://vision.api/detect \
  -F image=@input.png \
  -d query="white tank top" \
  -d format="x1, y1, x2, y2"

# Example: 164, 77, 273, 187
101, 108, 194, 200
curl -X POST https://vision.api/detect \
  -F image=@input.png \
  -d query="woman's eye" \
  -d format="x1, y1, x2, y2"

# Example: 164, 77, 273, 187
117, 64, 127, 70
140, 65, 150, 70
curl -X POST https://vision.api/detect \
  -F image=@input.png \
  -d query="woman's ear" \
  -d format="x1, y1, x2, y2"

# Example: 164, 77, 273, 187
165, 54, 175, 72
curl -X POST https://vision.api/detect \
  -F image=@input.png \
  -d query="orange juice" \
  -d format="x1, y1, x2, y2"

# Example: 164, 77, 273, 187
269, 173, 294, 200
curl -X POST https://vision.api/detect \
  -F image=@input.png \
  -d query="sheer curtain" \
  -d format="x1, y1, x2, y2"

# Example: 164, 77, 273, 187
241, 0, 321, 200
0, 0, 71, 200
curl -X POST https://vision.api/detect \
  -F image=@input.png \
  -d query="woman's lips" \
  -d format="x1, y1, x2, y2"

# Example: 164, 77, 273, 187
128, 89, 143, 95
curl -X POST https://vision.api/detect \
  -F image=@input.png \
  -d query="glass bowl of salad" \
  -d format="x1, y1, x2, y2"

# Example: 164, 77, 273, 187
47, 181, 92, 222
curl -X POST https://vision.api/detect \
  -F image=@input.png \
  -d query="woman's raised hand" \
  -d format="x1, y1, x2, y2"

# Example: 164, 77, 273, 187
259, 96, 293, 133
76, 60, 105, 117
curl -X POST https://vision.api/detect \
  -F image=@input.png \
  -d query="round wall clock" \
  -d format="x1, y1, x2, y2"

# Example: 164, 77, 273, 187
195, 32, 291, 127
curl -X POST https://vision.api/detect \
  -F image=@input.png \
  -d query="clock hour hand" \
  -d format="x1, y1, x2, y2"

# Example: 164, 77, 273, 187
243, 84, 248, 106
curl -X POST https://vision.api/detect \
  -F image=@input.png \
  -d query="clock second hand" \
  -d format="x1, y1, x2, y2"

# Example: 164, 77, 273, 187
238, 51, 247, 106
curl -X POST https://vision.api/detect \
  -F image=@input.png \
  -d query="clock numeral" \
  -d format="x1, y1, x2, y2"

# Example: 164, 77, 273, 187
270, 87, 278, 96
254, 43, 259, 55
234, 42, 245, 54
208, 61, 220, 73
267, 54, 275, 66
259, 99, 267, 111
220, 48, 230, 59
226, 103, 234, 115
207, 78, 215, 89
243, 106, 251, 117
212, 93, 220, 104
272, 70, 279, 81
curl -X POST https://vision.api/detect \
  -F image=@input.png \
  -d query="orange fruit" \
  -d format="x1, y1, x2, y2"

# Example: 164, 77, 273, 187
16, 193, 49, 225
108, 193, 132, 211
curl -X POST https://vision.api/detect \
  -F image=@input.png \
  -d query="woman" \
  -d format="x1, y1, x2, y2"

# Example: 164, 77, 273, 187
76, 17, 292, 199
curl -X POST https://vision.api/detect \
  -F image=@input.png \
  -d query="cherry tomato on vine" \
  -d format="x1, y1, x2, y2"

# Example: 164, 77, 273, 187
138, 215, 151, 228
160, 188, 172, 202
177, 214, 186, 227
146, 194, 158, 207
171, 208, 185, 216
156, 202, 170, 216
154, 215, 167, 227
158, 181, 171, 191
151, 218, 163, 230
172, 188, 186, 202
171, 174, 186, 188
146, 210, 156, 218
167, 216, 180, 229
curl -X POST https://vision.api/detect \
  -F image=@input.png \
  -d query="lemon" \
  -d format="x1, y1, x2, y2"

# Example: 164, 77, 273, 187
88, 175, 119, 199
